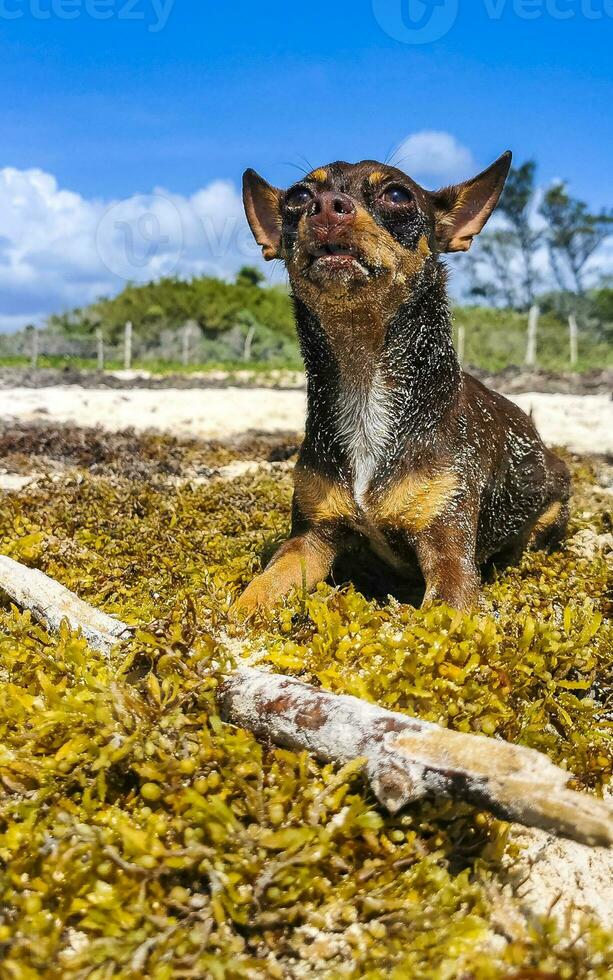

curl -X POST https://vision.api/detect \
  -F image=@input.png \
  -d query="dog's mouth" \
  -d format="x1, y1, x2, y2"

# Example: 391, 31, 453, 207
306, 241, 371, 279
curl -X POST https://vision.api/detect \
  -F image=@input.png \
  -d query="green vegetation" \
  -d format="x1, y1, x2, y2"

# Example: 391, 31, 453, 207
50, 270, 294, 343
42, 268, 300, 367
0, 354, 303, 376
4, 156, 613, 373
0, 425, 611, 977
453, 301, 612, 373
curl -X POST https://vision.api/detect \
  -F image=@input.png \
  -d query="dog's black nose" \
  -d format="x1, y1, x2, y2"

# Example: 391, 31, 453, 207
307, 191, 356, 225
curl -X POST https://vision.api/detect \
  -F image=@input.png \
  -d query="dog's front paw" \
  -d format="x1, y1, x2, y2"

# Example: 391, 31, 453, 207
229, 579, 269, 622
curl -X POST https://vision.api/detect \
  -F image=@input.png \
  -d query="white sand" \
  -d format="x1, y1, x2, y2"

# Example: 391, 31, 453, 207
0, 386, 611, 454
0, 386, 303, 440
502, 827, 613, 932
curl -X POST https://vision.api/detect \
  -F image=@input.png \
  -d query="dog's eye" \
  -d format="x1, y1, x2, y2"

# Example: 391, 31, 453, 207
286, 187, 313, 209
380, 185, 413, 206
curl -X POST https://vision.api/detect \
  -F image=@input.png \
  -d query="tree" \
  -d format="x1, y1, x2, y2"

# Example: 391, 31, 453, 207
464, 229, 523, 309
590, 286, 613, 323
540, 183, 613, 296
463, 160, 543, 310
463, 161, 612, 313
235, 265, 265, 288
496, 160, 542, 308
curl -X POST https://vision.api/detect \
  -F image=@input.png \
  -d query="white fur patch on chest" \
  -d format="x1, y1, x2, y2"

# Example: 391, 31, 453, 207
335, 370, 396, 507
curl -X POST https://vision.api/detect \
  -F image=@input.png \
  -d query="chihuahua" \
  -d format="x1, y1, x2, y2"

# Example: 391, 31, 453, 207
233, 152, 570, 617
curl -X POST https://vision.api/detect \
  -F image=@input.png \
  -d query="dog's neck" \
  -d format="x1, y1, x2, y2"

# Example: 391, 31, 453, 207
292, 272, 462, 487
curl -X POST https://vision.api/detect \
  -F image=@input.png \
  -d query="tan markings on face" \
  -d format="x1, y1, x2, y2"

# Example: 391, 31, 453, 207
294, 467, 356, 524
373, 470, 460, 534
288, 197, 430, 319
310, 168, 328, 183
367, 170, 386, 186
285, 195, 432, 376
349, 211, 430, 281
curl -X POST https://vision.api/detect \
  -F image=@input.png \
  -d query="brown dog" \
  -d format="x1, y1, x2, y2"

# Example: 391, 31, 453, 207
234, 152, 570, 617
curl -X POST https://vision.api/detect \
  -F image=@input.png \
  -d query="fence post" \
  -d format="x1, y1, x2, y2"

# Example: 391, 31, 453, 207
181, 323, 192, 367
243, 323, 256, 362
457, 323, 465, 365
568, 313, 578, 368
525, 305, 539, 367
28, 327, 39, 370
124, 321, 132, 370
96, 329, 105, 371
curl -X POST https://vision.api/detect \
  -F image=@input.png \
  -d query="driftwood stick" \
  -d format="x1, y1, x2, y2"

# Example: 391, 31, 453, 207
219, 668, 613, 847
0, 554, 132, 654
0, 554, 611, 847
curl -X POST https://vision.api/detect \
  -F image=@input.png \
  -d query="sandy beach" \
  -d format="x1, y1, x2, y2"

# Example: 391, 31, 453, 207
0, 384, 610, 455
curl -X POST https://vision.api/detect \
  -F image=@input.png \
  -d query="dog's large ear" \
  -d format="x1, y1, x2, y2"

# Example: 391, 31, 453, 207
428, 151, 512, 253
243, 169, 284, 260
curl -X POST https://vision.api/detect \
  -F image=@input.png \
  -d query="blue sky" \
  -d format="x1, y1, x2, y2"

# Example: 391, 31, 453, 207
0, 0, 611, 329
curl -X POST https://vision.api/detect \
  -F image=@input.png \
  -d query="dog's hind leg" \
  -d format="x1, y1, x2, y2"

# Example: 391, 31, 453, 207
528, 452, 571, 552
528, 498, 570, 552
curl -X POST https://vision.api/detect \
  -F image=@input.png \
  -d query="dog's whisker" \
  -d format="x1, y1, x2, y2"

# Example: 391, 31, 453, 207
283, 160, 312, 178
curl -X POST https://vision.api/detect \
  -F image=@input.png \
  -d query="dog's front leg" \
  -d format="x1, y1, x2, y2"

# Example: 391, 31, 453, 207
414, 516, 480, 612
231, 531, 336, 620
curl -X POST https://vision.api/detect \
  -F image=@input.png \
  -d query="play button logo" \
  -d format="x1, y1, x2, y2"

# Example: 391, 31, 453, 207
372, 0, 459, 44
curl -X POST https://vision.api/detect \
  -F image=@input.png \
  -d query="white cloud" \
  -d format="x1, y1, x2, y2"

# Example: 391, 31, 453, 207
0, 167, 265, 332
392, 131, 476, 185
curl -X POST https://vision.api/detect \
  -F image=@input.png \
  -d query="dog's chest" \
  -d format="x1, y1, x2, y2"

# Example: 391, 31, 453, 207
335, 371, 397, 506
294, 456, 460, 558
332, 375, 408, 567
296, 371, 459, 553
